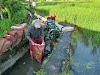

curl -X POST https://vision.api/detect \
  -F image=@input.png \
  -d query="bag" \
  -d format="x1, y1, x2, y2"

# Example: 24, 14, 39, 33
21, 23, 28, 40
11, 23, 28, 45
11, 26, 23, 45
32, 44, 45, 63
62, 26, 74, 32
0, 35, 12, 55
6, 30, 18, 48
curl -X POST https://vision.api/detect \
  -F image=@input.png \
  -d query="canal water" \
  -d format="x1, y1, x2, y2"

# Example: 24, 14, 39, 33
2, 52, 41, 75
71, 34, 100, 75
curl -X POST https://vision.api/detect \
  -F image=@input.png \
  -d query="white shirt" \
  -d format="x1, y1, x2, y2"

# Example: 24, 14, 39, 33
32, 2, 36, 7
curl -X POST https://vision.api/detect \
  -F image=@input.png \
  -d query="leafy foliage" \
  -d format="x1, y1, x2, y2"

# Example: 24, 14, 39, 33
0, 0, 28, 37
0, 19, 14, 37
35, 69, 46, 75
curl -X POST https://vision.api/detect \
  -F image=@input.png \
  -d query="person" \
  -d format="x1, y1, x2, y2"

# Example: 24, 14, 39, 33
45, 17, 60, 40
29, 0, 36, 12
26, 19, 44, 60
45, 17, 55, 31
50, 14, 56, 21
44, 17, 60, 51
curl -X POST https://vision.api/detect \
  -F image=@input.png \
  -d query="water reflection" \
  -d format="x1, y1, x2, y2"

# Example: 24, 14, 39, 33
71, 39, 100, 75
2, 53, 41, 75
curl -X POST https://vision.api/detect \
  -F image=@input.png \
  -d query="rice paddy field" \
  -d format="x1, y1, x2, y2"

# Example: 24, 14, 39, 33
37, 0, 100, 47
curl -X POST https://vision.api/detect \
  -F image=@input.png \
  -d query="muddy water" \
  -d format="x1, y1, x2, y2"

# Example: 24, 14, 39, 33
2, 52, 41, 75
71, 39, 100, 75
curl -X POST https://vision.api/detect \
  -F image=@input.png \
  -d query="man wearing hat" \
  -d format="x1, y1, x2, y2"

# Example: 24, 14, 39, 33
26, 19, 44, 60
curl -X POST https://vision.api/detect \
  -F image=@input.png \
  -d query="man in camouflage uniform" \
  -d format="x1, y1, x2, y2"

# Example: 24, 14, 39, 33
44, 17, 60, 42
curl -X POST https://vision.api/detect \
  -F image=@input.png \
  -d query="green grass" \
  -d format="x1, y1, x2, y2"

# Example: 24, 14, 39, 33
0, 19, 13, 37
35, 69, 73, 75
37, 0, 100, 47
12, 9, 27, 24
0, 9, 27, 38
0, 0, 28, 38
59, 71, 74, 75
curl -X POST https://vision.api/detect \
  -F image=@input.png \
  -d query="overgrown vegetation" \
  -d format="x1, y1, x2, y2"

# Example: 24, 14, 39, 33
37, 0, 100, 47
35, 70, 73, 75
0, 0, 28, 37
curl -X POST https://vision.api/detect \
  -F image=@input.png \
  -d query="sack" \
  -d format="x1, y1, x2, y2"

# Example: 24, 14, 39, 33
0, 35, 12, 55
6, 30, 18, 48
32, 44, 45, 63
62, 27, 74, 32
21, 23, 28, 40
11, 26, 23, 45
11, 23, 28, 45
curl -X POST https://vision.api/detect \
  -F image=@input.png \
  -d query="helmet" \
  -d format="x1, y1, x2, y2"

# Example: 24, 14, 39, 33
50, 14, 56, 20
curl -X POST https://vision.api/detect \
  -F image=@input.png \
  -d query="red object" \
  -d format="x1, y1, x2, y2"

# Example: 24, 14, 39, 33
21, 23, 28, 40
6, 31, 18, 48
0, 35, 12, 55
50, 14, 56, 20
30, 37, 42, 51
30, 37, 45, 63
11, 27, 24, 46
11, 23, 28, 46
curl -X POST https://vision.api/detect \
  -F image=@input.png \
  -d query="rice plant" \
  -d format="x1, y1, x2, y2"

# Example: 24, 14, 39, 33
37, 0, 100, 47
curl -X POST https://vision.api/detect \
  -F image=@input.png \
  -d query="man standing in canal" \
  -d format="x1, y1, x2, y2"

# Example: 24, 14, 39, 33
26, 19, 45, 60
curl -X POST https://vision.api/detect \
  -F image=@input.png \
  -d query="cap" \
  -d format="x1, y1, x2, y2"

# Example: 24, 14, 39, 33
34, 19, 41, 28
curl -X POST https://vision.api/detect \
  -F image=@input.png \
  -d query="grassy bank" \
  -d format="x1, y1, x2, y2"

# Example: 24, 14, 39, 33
0, 9, 27, 37
37, 0, 100, 47
0, 1, 28, 37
